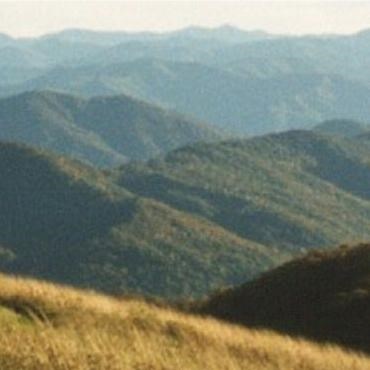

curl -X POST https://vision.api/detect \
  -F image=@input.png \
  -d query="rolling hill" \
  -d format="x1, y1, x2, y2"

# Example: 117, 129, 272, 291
117, 130, 370, 252
0, 273, 368, 369
0, 142, 281, 298
0, 90, 219, 167
201, 243, 370, 354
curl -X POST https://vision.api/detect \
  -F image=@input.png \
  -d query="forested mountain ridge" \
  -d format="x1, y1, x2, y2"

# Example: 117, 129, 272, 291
0, 90, 220, 167
0, 141, 282, 298
1, 129, 369, 298
117, 130, 370, 252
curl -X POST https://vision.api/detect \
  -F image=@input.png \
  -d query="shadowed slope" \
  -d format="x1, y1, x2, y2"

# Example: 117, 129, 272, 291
201, 243, 370, 353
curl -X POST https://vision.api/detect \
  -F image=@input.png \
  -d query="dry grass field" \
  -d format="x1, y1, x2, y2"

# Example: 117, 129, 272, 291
0, 274, 369, 370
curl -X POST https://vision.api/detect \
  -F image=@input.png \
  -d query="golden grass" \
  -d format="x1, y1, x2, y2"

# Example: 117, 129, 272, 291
0, 274, 368, 370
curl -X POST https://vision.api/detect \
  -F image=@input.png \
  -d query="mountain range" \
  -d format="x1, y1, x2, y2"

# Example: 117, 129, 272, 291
5, 62, 370, 134
1, 26, 370, 134
0, 142, 280, 298
1, 128, 369, 298
0, 25, 369, 368
117, 130, 370, 252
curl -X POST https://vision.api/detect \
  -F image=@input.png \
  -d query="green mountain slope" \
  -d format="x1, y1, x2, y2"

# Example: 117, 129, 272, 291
0, 142, 280, 298
117, 130, 370, 251
201, 243, 370, 354
2, 130, 370, 298
0, 91, 219, 166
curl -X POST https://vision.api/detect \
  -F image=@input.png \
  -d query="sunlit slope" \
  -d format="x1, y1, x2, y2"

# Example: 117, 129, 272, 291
118, 130, 370, 252
0, 274, 369, 370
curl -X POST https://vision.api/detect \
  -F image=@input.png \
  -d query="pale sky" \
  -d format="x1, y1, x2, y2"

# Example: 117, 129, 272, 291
1, 1, 370, 38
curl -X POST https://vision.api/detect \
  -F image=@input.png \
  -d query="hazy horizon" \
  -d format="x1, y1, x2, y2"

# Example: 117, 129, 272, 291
1, 1, 370, 38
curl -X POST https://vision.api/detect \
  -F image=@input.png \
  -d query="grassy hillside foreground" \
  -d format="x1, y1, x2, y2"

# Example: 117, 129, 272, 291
0, 275, 369, 370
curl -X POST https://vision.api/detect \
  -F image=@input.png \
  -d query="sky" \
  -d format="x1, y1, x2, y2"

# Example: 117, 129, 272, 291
0, 1, 370, 38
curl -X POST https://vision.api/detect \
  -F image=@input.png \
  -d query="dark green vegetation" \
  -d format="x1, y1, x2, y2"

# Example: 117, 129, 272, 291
0, 142, 280, 298
0, 91, 219, 167
1, 129, 369, 298
201, 243, 370, 354
2, 26, 370, 134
